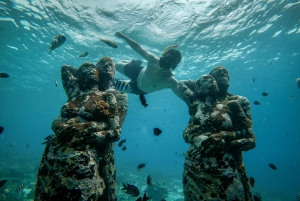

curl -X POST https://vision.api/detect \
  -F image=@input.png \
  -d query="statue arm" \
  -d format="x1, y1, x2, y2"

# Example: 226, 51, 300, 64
181, 79, 197, 92
61, 65, 78, 99
92, 92, 128, 143
178, 81, 197, 107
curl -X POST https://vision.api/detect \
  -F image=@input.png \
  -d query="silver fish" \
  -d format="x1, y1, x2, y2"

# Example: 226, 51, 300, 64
55, 80, 58, 87
48, 34, 66, 54
113, 79, 132, 93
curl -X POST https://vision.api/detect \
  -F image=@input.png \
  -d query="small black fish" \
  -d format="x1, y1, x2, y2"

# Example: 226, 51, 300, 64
78, 51, 88, 58
100, 38, 118, 48
42, 134, 54, 144
118, 139, 126, 147
136, 192, 151, 201
55, 80, 58, 87
262, 92, 268, 97
253, 101, 260, 105
139, 93, 148, 107
249, 177, 255, 187
269, 163, 277, 170
0, 126, 4, 134
153, 128, 162, 136
122, 183, 140, 197
16, 183, 24, 191
49, 34, 66, 54
253, 193, 262, 201
137, 163, 146, 171
122, 146, 127, 151
0, 179, 7, 188
26, 144, 29, 149
0, 73, 9, 78
253, 78, 255, 83
161, 199, 167, 201
147, 175, 152, 186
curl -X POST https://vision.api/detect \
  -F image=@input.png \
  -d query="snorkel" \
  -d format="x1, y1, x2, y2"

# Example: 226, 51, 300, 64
160, 44, 178, 73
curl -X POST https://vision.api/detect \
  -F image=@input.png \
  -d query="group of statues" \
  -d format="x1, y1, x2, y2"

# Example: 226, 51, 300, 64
35, 58, 128, 200
34, 32, 257, 201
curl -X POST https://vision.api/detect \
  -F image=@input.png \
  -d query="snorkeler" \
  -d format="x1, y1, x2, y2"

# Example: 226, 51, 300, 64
114, 32, 183, 99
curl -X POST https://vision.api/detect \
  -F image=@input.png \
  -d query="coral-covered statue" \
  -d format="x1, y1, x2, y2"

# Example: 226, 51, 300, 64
35, 57, 128, 201
179, 66, 256, 201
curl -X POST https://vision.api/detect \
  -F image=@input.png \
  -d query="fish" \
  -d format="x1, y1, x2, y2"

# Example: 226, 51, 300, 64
8, 143, 16, 147
249, 177, 255, 187
153, 128, 162, 136
78, 51, 88, 58
16, 183, 24, 191
0, 179, 7, 188
161, 199, 166, 201
139, 93, 148, 107
136, 192, 151, 201
48, 34, 67, 54
297, 192, 300, 201
0, 126, 4, 134
137, 163, 146, 171
122, 146, 127, 151
100, 38, 118, 48
253, 193, 262, 201
0, 73, 9, 78
118, 139, 126, 147
42, 134, 54, 144
147, 175, 152, 186
269, 163, 277, 170
262, 92, 268, 96
113, 79, 132, 93
26, 144, 29, 149
121, 183, 140, 197
253, 78, 255, 83
290, 95, 295, 99
253, 101, 260, 105
55, 80, 58, 87
296, 78, 300, 89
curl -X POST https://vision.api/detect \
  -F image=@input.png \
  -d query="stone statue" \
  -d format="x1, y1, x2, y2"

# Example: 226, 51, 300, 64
35, 57, 128, 201
180, 66, 256, 201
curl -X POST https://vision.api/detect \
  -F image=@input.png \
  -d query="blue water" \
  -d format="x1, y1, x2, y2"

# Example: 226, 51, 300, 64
0, 0, 300, 200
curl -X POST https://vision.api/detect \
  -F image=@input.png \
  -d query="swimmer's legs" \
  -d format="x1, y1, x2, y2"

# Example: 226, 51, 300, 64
116, 60, 131, 75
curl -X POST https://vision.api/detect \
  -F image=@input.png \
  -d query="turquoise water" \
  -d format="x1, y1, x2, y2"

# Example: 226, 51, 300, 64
0, 0, 300, 200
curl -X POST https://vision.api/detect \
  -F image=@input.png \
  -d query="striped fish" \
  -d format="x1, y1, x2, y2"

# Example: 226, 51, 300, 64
113, 79, 132, 93
100, 38, 118, 48
48, 34, 66, 54
42, 134, 54, 144
122, 183, 140, 197
16, 183, 24, 192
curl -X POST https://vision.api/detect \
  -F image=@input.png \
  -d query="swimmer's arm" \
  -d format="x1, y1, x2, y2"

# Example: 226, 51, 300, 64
168, 77, 183, 100
115, 32, 158, 62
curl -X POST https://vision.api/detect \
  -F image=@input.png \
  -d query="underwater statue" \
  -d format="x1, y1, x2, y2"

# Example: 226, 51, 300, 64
179, 67, 256, 201
34, 57, 128, 201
